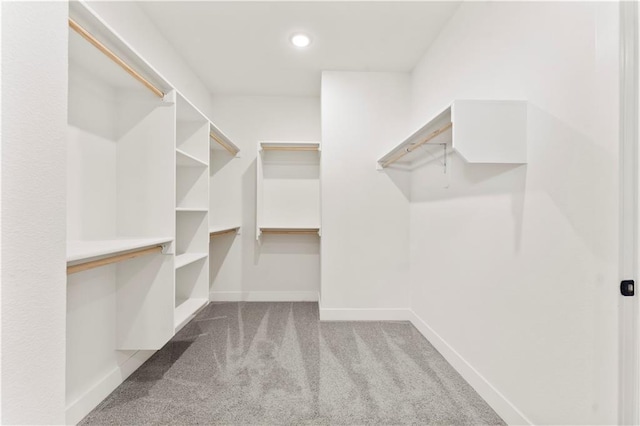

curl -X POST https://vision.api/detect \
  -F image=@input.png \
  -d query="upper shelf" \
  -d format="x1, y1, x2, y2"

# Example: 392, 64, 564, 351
210, 123, 240, 156
67, 237, 172, 263
377, 100, 527, 170
69, 1, 169, 98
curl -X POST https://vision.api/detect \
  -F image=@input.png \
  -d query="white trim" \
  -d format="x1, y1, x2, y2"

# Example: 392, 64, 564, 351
319, 306, 411, 321
620, 1, 639, 424
407, 310, 532, 425
209, 291, 319, 302
65, 350, 155, 425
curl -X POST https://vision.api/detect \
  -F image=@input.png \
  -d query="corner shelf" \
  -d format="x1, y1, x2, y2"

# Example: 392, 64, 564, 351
377, 100, 527, 170
210, 122, 240, 156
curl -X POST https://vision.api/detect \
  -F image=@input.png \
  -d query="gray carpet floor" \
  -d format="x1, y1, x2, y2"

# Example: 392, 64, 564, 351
80, 302, 504, 425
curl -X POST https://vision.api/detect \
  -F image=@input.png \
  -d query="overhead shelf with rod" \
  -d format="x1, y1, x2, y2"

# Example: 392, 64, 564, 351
377, 100, 528, 170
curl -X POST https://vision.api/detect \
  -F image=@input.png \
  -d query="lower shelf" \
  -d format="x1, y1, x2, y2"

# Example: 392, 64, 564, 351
174, 297, 208, 331
259, 227, 320, 236
209, 225, 240, 239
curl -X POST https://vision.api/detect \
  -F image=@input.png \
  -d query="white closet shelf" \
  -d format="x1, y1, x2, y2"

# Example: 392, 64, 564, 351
259, 227, 320, 236
69, 3, 168, 97
175, 253, 207, 270
67, 237, 171, 263
176, 207, 208, 213
210, 123, 240, 156
377, 100, 527, 170
209, 225, 240, 238
260, 141, 320, 151
174, 298, 208, 331
176, 149, 207, 168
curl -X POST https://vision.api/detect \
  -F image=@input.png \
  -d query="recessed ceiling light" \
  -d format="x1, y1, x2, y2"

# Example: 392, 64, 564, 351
290, 33, 311, 48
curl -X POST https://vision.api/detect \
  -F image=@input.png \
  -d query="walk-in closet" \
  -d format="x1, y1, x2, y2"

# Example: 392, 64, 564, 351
2, 1, 636, 425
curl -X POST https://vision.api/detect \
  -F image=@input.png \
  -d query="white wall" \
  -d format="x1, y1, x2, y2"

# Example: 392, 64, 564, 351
408, 2, 620, 424
209, 95, 321, 301
85, 1, 213, 118
1, 2, 68, 423
320, 72, 411, 319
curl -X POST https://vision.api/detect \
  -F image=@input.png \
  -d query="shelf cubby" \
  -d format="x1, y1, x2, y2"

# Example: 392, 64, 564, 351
176, 202, 208, 255
174, 258, 208, 331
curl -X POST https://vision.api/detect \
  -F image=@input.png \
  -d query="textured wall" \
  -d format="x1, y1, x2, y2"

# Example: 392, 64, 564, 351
1, 2, 68, 423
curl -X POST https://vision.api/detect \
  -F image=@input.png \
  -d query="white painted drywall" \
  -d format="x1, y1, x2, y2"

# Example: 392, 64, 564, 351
408, 2, 620, 424
85, 0, 213, 117
320, 72, 411, 318
1, 2, 68, 423
209, 95, 321, 301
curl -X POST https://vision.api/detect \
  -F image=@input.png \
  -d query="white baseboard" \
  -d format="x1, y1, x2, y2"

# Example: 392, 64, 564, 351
319, 306, 412, 321
209, 291, 319, 302
65, 350, 155, 425
407, 310, 531, 425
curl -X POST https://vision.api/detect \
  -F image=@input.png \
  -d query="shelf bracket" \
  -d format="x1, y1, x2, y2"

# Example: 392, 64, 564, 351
161, 242, 170, 255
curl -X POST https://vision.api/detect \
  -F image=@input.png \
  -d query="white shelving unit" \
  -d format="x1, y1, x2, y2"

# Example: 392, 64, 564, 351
67, 0, 176, 359
209, 124, 241, 240
377, 100, 528, 170
65, 3, 242, 423
256, 141, 321, 240
174, 93, 210, 331
208, 123, 242, 302
66, 5, 178, 421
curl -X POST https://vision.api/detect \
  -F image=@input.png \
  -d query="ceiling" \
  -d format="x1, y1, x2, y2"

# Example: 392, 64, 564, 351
138, 1, 460, 97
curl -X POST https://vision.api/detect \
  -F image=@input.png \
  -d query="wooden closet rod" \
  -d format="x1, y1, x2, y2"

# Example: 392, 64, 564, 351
67, 245, 163, 275
210, 132, 239, 156
68, 18, 165, 99
262, 146, 318, 152
381, 122, 453, 168
261, 228, 319, 235
210, 228, 238, 238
